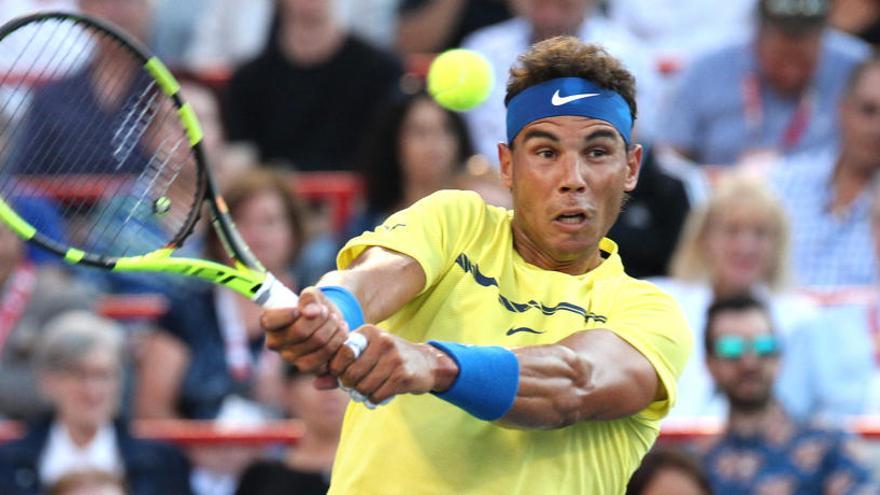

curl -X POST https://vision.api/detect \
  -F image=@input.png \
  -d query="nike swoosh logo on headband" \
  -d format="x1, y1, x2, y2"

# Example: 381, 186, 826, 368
551, 90, 600, 106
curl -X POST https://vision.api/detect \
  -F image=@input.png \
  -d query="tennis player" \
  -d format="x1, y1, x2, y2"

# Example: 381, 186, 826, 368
262, 35, 692, 494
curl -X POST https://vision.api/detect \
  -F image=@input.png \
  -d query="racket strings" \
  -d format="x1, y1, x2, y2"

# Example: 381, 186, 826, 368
0, 16, 202, 259
2, 24, 137, 252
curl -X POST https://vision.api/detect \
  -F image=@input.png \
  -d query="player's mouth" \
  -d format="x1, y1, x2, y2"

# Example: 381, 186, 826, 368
553, 209, 589, 230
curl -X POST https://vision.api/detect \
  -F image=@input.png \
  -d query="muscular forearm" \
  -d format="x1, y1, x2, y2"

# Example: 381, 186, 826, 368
499, 330, 660, 429
317, 246, 426, 325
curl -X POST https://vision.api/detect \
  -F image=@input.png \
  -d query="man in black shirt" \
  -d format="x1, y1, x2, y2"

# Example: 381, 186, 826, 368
225, 0, 402, 171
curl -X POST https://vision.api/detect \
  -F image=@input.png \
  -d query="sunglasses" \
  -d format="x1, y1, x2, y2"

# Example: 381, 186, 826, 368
713, 334, 780, 360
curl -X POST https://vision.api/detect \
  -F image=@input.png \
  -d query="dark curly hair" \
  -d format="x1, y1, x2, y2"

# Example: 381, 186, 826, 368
505, 36, 638, 123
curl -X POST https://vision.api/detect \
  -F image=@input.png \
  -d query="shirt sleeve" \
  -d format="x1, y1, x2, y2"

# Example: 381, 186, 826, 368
337, 190, 487, 295
603, 279, 693, 420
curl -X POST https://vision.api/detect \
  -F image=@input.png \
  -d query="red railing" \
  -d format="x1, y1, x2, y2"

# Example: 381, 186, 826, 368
2, 418, 880, 446
0, 419, 304, 446
11, 171, 364, 235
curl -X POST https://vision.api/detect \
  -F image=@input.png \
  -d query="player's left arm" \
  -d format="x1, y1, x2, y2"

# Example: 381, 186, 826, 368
332, 327, 665, 429
332, 286, 689, 428
499, 328, 662, 429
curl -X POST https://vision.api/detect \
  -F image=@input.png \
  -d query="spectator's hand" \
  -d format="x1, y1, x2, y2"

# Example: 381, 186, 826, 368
262, 287, 350, 374
328, 325, 457, 405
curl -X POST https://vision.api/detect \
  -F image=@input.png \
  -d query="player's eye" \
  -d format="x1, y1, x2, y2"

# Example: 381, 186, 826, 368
536, 148, 556, 159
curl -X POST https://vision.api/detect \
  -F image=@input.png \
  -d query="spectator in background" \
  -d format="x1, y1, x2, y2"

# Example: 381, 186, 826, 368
777, 189, 880, 423
606, 0, 757, 70
349, 90, 473, 236
8, 0, 157, 175
659, 0, 870, 166
626, 446, 712, 495
395, 0, 512, 54
453, 158, 512, 209
461, 0, 661, 164
0, 310, 191, 495
135, 169, 305, 421
607, 147, 692, 279
235, 365, 348, 495
654, 174, 816, 421
699, 294, 876, 495
0, 226, 92, 420
47, 470, 127, 495
135, 168, 307, 495
830, 0, 880, 46
183, 0, 400, 72
149, 0, 210, 67
770, 55, 880, 287
224, 0, 402, 172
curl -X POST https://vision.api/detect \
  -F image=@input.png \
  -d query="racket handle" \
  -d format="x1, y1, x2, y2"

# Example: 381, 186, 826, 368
340, 332, 392, 409
256, 274, 390, 409
254, 272, 300, 309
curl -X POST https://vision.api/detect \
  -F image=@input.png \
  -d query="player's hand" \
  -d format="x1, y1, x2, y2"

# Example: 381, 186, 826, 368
261, 287, 350, 374
328, 325, 458, 405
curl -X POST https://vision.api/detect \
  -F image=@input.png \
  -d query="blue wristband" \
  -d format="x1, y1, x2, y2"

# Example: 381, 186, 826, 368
318, 286, 364, 330
428, 341, 519, 421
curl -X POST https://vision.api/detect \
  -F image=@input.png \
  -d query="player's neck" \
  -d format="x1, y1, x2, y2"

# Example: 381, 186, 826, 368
281, 21, 345, 66
510, 221, 602, 275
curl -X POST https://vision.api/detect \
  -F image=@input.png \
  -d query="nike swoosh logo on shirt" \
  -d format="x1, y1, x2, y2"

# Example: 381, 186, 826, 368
505, 327, 545, 336
551, 90, 600, 106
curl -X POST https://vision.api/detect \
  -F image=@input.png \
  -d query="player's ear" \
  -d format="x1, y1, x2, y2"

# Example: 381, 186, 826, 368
498, 142, 513, 189
623, 143, 643, 193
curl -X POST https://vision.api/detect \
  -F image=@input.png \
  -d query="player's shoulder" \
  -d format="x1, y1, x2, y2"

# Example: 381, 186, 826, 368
411, 189, 505, 229
607, 275, 690, 330
618, 275, 682, 305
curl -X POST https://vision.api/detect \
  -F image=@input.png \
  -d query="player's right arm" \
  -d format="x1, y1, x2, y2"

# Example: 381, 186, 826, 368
261, 246, 426, 374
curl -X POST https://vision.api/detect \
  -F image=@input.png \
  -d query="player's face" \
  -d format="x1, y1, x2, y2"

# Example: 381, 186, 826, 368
755, 26, 821, 95
235, 190, 296, 273
840, 65, 880, 170
499, 116, 640, 274
399, 97, 460, 193
42, 349, 121, 431
706, 309, 778, 411
703, 206, 777, 294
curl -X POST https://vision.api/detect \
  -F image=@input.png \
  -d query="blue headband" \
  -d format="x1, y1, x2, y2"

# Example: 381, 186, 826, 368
506, 77, 633, 145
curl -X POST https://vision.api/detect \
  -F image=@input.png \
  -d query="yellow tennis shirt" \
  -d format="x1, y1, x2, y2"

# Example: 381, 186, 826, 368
330, 190, 691, 495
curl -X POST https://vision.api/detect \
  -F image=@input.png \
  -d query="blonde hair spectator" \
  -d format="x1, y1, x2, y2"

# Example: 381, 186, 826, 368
669, 174, 791, 291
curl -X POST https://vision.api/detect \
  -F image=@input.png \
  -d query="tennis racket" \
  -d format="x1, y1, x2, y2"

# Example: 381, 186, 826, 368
0, 11, 376, 403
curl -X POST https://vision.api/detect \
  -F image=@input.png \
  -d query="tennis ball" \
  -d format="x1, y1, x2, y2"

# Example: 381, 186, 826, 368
427, 49, 494, 112
153, 196, 171, 216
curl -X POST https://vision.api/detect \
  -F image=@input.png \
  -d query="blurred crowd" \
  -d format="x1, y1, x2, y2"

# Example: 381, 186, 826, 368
0, 0, 879, 494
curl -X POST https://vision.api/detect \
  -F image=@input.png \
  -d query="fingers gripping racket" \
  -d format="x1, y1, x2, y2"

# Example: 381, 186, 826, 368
0, 12, 370, 396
